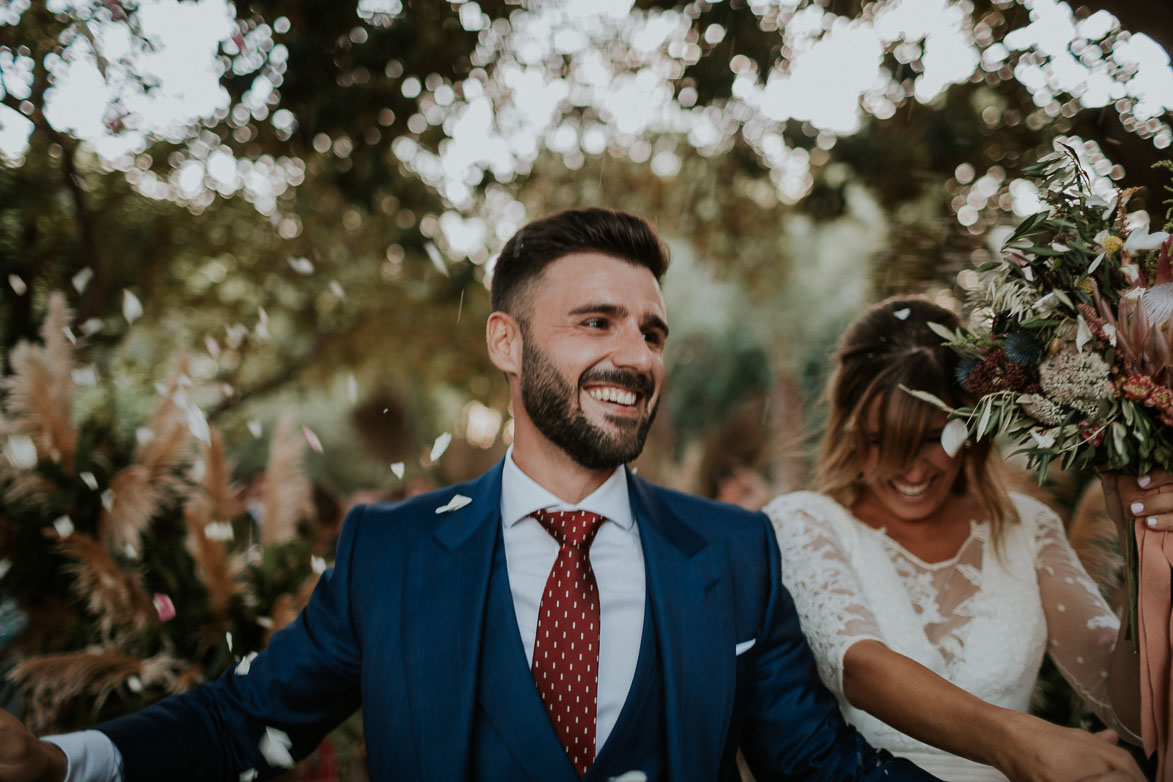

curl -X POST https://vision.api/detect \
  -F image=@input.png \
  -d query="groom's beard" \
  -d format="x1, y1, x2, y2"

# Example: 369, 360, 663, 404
520, 341, 658, 471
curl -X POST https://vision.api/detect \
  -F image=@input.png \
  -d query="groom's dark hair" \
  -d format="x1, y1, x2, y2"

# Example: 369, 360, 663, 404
490, 208, 669, 319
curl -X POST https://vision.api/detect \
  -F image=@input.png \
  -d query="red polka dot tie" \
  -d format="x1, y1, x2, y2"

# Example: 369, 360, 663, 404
530, 509, 606, 778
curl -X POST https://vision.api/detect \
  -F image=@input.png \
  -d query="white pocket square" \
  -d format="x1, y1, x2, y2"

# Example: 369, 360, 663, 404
735, 638, 756, 656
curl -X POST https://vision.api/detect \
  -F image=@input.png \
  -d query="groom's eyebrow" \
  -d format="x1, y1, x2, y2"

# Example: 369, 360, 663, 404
568, 303, 670, 337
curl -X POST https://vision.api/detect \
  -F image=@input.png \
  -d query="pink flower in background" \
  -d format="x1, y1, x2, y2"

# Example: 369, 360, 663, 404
153, 593, 176, 622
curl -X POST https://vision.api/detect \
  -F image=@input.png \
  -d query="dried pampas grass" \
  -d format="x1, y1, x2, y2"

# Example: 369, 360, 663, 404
10, 649, 193, 733
183, 503, 244, 626
3, 293, 78, 473
100, 362, 195, 553
261, 413, 313, 546
56, 533, 155, 641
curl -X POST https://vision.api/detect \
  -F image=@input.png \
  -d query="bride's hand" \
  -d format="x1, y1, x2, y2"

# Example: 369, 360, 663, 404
997, 713, 1145, 782
1100, 469, 1173, 532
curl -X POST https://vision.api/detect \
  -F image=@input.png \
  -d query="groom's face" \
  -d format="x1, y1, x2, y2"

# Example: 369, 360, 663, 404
517, 253, 668, 470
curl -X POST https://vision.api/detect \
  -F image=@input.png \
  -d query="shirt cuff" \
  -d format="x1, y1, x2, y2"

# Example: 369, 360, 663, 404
42, 730, 123, 782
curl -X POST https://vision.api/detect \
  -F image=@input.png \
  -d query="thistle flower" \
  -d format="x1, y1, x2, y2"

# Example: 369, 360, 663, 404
1003, 331, 1043, 366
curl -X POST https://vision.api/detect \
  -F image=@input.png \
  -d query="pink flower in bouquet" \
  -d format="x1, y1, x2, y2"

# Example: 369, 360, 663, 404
1119, 374, 1155, 403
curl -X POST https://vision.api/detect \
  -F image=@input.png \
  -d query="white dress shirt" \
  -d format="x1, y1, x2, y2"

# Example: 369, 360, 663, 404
46, 448, 647, 779
499, 447, 646, 753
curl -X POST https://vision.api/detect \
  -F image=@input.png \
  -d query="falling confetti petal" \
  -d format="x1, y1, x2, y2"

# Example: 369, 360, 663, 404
256, 616, 274, 629
235, 651, 258, 675
72, 366, 98, 386
136, 426, 155, 446
72, 267, 93, 294
5, 435, 37, 469
425, 242, 449, 276
79, 471, 98, 490
247, 419, 263, 438
204, 335, 221, 358
329, 280, 345, 298
62, 327, 77, 345
390, 462, 405, 479
302, 426, 323, 453
226, 323, 248, 348
288, 257, 314, 275
226, 632, 233, 652
126, 675, 143, 693
429, 432, 452, 462
610, 773, 648, 782
205, 522, 234, 541
0, 559, 10, 579
1029, 429, 1056, 449
123, 543, 138, 560
893, 308, 910, 320
311, 555, 327, 574
153, 593, 176, 622
240, 771, 258, 782
53, 516, 74, 539
260, 727, 294, 769
122, 290, 143, 324
187, 405, 211, 446
8, 275, 26, 295
255, 307, 271, 341
434, 494, 472, 514
79, 318, 104, 336
101, 489, 115, 510
940, 419, 969, 459
347, 373, 357, 404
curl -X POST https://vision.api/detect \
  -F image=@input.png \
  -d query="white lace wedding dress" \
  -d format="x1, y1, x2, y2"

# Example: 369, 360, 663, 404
763, 490, 1135, 781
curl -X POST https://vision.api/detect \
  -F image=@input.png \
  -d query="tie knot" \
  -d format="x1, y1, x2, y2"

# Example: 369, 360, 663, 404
532, 509, 605, 550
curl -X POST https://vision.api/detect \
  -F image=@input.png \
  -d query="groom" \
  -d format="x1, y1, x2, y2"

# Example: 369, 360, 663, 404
1, 208, 937, 781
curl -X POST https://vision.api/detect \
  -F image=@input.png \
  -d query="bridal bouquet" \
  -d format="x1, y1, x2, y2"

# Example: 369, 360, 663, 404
912, 143, 1173, 774
914, 145, 1173, 478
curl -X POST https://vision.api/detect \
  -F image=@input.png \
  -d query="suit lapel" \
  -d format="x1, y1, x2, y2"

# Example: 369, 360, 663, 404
629, 472, 734, 782
403, 463, 503, 781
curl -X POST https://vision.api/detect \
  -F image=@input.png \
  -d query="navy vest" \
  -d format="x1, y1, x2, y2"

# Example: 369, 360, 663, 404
469, 526, 668, 782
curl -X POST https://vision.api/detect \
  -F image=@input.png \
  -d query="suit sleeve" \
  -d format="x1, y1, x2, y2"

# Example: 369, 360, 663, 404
739, 514, 941, 781
94, 505, 370, 782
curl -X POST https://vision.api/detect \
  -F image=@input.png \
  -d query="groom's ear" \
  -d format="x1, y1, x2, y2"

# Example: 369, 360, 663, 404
486, 311, 523, 376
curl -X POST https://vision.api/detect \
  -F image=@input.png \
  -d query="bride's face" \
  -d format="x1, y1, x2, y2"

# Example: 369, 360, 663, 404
855, 399, 965, 524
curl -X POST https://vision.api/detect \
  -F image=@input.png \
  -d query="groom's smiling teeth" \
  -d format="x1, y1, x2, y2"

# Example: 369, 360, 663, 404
587, 386, 638, 406
890, 477, 933, 498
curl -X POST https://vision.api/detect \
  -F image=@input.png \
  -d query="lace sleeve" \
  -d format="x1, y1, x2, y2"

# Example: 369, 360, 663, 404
763, 493, 885, 696
1024, 496, 1136, 740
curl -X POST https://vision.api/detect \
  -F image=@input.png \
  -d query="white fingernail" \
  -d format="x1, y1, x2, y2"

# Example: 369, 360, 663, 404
1138, 475, 1152, 488
1147, 517, 1159, 528
1131, 502, 1145, 515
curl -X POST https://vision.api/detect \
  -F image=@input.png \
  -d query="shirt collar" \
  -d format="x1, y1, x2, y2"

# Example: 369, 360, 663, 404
500, 445, 634, 530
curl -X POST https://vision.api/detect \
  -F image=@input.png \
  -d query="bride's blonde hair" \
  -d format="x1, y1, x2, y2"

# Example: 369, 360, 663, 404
814, 296, 1017, 542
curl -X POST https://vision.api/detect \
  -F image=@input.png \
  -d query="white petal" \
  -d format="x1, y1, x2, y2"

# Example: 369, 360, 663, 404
71, 366, 98, 387
72, 267, 93, 294
79, 318, 104, 336
79, 471, 98, 490
1124, 230, 1169, 253
429, 432, 452, 462
435, 494, 472, 514
5, 435, 37, 469
126, 675, 143, 693
101, 489, 115, 510
240, 770, 258, 782
0, 559, 11, 579
205, 522, 234, 541
8, 275, 26, 295
1030, 429, 1056, 449
53, 515, 74, 538
310, 555, 327, 574
1076, 316, 1093, 352
1023, 266, 1035, 282
122, 290, 143, 325
302, 426, 323, 454
390, 462, 405, 479
247, 419, 263, 438
347, 373, 358, 404
425, 242, 448, 276
259, 727, 294, 769
287, 257, 314, 275
893, 308, 911, 320
329, 280, 345, 298
187, 405, 211, 446
940, 419, 969, 458
235, 651, 258, 675
226, 632, 233, 652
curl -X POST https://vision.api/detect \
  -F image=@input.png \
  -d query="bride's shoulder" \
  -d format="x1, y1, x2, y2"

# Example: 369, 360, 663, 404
763, 490, 852, 525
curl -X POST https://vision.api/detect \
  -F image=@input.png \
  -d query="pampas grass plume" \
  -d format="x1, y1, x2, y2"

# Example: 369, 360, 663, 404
261, 412, 313, 546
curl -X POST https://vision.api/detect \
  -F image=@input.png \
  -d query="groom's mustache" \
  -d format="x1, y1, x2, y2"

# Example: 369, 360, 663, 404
579, 368, 655, 397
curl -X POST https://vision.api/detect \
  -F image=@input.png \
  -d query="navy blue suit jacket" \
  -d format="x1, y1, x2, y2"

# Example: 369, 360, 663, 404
98, 461, 938, 781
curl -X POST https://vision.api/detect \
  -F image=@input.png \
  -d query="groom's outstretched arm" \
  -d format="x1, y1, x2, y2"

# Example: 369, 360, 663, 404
737, 515, 940, 781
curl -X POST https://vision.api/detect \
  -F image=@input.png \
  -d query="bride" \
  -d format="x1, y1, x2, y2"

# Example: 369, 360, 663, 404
764, 297, 1146, 781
